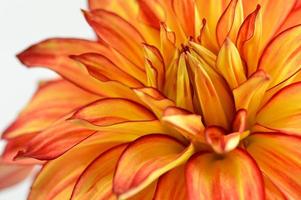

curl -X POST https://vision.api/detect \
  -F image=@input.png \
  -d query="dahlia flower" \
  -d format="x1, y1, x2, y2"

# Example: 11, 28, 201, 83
1, 0, 301, 199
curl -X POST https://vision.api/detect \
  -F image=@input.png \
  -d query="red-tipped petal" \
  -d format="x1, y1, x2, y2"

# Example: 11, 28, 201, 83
186, 149, 264, 200
113, 134, 194, 199
246, 132, 301, 199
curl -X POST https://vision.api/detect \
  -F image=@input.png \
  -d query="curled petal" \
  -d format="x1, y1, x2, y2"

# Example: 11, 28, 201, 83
186, 149, 264, 200
113, 134, 195, 199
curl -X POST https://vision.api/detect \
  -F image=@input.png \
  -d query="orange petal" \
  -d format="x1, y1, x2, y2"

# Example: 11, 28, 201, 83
137, 0, 165, 29
257, 82, 301, 135
71, 53, 143, 87
153, 165, 188, 200
186, 149, 264, 200
187, 54, 234, 129
278, 4, 301, 32
258, 25, 301, 88
236, 5, 262, 76
71, 144, 127, 200
72, 98, 156, 126
216, 38, 246, 89
243, 0, 296, 50
263, 175, 287, 200
16, 118, 95, 160
28, 142, 122, 200
246, 133, 301, 199
17, 39, 140, 100
84, 9, 145, 67
216, 0, 244, 46
0, 162, 33, 190
113, 134, 194, 199
133, 88, 175, 118
233, 70, 270, 126
172, 0, 195, 37
2, 79, 98, 139
162, 107, 205, 142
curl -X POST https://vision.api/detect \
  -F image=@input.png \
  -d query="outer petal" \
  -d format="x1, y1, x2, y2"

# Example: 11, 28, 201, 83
258, 25, 301, 88
17, 39, 139, 100
153, 165, 188, 200
113, 134, 195, 199
257, 82, 301, 135
186, 149, 264, 200
71, 144, 128, 200
71, 53, 144, 87
84, 9, 145, 67
72, 98, 156, 126
246, 133, 301, 199
0, 162, 33, 189
2, 79, 98, 139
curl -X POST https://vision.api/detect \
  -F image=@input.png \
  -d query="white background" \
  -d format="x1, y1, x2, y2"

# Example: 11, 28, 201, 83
0, 1, 94, 199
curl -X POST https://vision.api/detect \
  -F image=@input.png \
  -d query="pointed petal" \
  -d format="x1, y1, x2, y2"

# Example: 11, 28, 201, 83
133, 88, 175, 118
154, 166, 188, 200
72, 98, 156, 126
71, 144, 127, 200
2, 79, 98, 139
246, 133, 301, 199
236, 5, 262, 76
113, 135, 194, 199
257, 83, 301, 135
0, 162, 33, 189
216, 0, 244, 46
233, 70, 270, 126
84, 9, 145, 67
217, 38, 246, 89
186, 149, 264, 200
17, 39, 140, 100
137, 0, 165, 29
187, 54, 234, 129
16, 118, 95, 160
71, 53, 143, 87
258, 25, 301, 88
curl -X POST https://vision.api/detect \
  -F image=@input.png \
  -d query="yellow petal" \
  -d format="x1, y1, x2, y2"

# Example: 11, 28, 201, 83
216, 38, 246, 89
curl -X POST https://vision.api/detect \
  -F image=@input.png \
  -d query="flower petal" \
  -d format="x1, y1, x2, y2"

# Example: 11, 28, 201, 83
0, 162, 33, 190
216, 0, 244, 46
258, 25, 301, 88
233, 70, 270, 126
133, 88, 175, 118
246, 133, 301, 199
18, 39, 140, 100
2, 79, 98, 139
236, 5, 262, 76
71, 144, 127, 200
153, 165, 188, 200
187, 54, 234, 129
84, 9, 145, 67
257, 82, 301, 135
216, 38, 246, 89
72, 98, 156, 126
186, 149, 264, 200
162, 107, 205, 142
113, 134, 194, 199
71, 53, 144, 87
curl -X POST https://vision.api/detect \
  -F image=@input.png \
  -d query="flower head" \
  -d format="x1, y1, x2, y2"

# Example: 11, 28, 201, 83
2, 0, 301, 199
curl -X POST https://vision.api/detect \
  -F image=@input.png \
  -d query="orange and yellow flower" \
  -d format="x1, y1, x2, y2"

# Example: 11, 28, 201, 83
1, 0, 301, 199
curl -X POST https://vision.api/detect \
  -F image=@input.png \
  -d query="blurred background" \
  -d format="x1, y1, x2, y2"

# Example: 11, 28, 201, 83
0, 1, 94, 199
